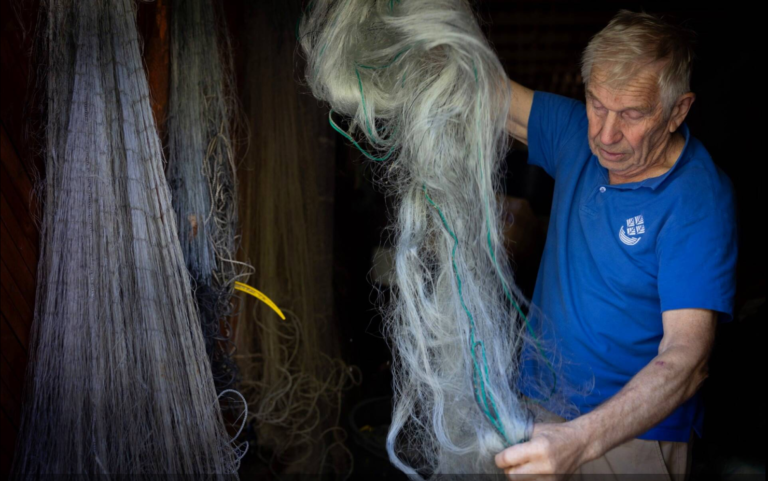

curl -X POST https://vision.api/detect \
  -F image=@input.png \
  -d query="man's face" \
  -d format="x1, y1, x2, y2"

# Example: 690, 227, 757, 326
586, 65, 671, 181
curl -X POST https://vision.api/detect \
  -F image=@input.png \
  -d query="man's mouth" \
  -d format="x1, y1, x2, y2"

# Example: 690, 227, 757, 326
599, 147, 625, 161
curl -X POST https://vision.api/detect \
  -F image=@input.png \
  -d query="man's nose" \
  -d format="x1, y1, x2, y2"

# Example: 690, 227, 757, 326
600, 112, 623, 146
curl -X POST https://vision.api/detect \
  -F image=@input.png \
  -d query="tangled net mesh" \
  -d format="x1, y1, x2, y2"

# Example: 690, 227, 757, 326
298, 0, 566, 476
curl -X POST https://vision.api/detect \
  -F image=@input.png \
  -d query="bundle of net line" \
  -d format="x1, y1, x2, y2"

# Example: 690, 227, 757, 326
12, 0, 243, 476
299, 0, 548, 476
234, 3, 360, 476
167, 0, 247, 395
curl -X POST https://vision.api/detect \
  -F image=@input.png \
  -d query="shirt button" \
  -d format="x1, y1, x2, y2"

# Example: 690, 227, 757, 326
599, 186, 607, 193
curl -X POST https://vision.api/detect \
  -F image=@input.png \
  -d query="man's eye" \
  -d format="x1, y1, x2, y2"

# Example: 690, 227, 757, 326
624, 111, 643, 120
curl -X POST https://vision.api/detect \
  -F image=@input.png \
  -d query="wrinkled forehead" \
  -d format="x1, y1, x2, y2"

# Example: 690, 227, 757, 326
587, 62, 664, 111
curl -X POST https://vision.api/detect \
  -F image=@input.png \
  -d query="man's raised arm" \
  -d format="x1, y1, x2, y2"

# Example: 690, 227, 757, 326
505, 79, 535, 145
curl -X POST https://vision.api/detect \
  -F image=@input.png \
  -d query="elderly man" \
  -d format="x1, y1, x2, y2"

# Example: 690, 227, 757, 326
495, 11, 738, 478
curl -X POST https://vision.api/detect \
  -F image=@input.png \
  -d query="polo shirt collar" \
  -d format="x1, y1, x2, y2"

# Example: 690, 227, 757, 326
597, 123, 692, 191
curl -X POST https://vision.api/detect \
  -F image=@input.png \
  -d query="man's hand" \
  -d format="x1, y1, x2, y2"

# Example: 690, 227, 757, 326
495, 421, 588, 478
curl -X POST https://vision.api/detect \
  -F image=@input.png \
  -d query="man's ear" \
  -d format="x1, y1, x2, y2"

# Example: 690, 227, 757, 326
668, 93, 696, 133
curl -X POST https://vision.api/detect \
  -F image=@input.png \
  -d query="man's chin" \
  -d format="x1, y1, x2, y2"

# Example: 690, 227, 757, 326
598, 148, 629, 163
597, 156, 627, 170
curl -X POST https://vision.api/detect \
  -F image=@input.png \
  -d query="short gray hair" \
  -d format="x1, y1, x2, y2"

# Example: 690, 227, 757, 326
581, 10, 696, 114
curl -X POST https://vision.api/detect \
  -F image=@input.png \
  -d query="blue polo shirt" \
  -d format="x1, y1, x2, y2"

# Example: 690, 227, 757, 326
520, 92, 738, 441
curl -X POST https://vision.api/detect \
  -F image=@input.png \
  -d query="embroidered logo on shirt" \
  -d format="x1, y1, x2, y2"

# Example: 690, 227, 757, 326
619, 215, 644, 246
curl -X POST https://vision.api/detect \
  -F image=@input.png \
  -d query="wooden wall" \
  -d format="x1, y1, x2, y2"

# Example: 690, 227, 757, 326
1, 0, 38, 475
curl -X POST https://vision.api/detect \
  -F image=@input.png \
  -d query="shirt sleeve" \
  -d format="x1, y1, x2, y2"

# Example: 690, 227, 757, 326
656, 176, 738, 320
527, 91, 588, 178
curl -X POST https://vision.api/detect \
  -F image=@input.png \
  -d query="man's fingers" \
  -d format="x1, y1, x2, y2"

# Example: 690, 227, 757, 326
505, 462, 558, 479
495, 446, 519, 468
495, 443, 535, 468
506, 462, 554, 475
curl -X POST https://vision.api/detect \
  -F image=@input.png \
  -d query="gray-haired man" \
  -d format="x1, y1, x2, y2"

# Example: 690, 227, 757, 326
496, 11, 737, 478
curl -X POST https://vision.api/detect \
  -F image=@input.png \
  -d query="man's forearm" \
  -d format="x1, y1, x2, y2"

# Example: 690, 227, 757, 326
571, 344, 708, 464
496, 310, 716, 475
